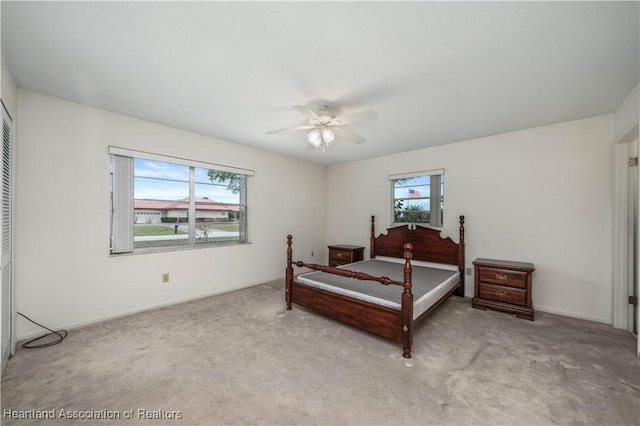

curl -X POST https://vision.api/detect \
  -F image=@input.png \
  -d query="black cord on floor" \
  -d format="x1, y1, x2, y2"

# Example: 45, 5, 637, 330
17, 312, 68, 349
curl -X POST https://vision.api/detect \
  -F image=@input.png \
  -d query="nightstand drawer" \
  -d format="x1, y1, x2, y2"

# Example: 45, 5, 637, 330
329, 250, 351, 262
327, 245, 364, 267
478, 282, 526, 306
478, 267, 526, 288
473, 258, 535, 320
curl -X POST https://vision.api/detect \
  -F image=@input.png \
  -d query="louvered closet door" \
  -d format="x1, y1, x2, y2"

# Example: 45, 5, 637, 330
1, 105, 12, 375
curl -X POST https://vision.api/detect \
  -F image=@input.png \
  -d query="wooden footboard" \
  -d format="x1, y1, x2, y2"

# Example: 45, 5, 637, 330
287, 235, 415, 358
286, 215, 465, 358
291, 282, 403, 342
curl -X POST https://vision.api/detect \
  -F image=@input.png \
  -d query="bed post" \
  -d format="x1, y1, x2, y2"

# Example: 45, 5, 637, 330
286, 235, 293, 310
402, 243, 414, 359
370, 215, 376, 259
454, 215, 465, 297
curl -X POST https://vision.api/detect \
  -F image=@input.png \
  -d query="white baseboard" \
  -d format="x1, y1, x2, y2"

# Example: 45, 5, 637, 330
15, 281, 278, 342
462, 292, 611, 325
16, 282, 614, 342
534, 305, 611, 325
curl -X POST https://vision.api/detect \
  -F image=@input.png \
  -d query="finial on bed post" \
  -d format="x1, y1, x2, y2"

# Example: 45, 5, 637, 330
402, 243, 414, 359
403, 243, 413, 288
370, 215, 376, 259
456, 215, 466, 297
286, 235, 293, 310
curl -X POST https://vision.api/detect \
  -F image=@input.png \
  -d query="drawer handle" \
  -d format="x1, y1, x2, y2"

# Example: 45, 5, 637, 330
495, 274, 508, 281
495, 290, 507, 297
336, 252, 343, 258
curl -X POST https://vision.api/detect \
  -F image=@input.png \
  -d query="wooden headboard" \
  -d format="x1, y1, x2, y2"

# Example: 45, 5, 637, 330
370, 215, 465, 272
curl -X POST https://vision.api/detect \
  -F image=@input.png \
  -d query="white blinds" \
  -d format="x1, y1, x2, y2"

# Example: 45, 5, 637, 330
388, 169, 444, 181
2, 113, 11, 260
429, 174, 442, 227
111, 155, 134, 253
108, 147, 255, 177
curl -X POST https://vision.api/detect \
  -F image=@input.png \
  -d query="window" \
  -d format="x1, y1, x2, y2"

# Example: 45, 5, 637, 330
390, 169, 444, 227
110, 148, 253, 254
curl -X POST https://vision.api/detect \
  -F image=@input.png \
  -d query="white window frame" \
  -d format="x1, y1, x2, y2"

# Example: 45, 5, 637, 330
389, 169, 444, 227
109, 147, 254, 254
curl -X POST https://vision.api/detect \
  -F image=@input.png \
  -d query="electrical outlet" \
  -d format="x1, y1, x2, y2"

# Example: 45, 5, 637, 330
465, 267, 472, 276
162, 273, 170, 283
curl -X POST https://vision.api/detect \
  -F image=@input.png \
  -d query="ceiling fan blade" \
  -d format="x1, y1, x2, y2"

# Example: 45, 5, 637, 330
330, 110, 378, 126
293, 105, 320, 121
331, 126, 366, 144
265, 124, 314, 135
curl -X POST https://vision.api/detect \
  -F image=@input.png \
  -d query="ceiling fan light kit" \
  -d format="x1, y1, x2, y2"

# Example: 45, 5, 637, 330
267, 104, 377, 152
307, 125, 336, 147
321, 127, 335, 143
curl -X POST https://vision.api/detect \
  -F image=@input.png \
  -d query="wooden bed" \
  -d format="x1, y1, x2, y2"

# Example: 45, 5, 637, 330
285, 215, 465, 358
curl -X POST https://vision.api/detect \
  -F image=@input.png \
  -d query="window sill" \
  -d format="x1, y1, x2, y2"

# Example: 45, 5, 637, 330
390, 222, 443, 229
110, 240, 252, 256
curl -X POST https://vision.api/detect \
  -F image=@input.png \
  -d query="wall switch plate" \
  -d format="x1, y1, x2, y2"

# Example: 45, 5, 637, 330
465, 267, 472, 276
311, 251, 314, 257
162, 273, 170, 283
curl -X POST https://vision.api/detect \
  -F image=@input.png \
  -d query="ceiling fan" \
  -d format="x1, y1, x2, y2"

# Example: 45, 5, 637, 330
266, 104, 378, 152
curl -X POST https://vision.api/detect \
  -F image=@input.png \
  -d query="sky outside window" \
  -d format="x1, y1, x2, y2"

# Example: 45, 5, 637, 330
134, 159, 239, 203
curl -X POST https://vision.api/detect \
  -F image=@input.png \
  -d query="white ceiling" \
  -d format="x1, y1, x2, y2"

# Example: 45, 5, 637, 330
2, 1, 638, 166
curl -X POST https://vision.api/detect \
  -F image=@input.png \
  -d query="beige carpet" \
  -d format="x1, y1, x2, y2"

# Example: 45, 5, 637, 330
2, 280, 639, 425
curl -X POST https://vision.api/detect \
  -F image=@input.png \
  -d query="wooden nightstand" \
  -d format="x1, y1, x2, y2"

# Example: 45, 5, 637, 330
472, 258, 535, 320
328, 245, 364, 267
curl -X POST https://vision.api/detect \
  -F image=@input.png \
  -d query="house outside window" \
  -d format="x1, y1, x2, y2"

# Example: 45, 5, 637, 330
110, 148, 252, 254
390, 169, 444, 227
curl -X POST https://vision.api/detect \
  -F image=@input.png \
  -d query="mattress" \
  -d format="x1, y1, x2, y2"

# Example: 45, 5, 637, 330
296, 259, 460, 320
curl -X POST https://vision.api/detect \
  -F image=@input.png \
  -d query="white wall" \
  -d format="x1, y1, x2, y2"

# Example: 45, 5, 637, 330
1, 51, 18, 372
612, 83, 640, 355
614, 83, 639, 142
611, 84, 639, 331
326, 115, 613, 323
1, 54, 17, 119
15, 90, 326, 339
